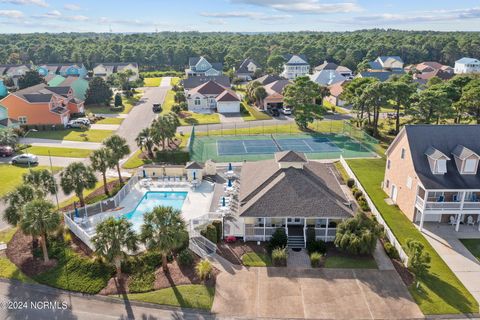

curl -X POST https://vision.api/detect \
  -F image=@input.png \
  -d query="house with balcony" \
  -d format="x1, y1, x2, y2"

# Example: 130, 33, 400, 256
454, 57, 480, 74
186, 57, 223, 77
37, 63, 87, 78
384, 125, 480, 232
280, 54, 310, 80
224, 151, 354, 246
235, 58, 260, 81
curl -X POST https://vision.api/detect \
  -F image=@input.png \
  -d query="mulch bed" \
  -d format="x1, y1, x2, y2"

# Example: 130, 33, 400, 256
392, 258, 415, 287
216, 241, 268, 265
60, 179, 121, 212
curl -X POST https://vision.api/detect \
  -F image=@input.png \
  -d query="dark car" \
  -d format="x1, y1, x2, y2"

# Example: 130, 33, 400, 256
152, 103, 162, 113
269, 108, 280, 117
0, 146, 14, 157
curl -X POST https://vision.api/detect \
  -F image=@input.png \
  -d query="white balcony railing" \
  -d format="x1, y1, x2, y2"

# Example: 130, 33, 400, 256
423, 201, 480, 211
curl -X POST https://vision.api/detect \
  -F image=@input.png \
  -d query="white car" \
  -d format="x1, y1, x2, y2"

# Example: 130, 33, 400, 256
66, 119, 89, 128
76, 117, 91, 125
282, 106, 292, 115
11, 154, 38, 165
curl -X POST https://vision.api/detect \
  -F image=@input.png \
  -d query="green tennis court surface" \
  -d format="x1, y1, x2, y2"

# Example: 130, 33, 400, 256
191, 133, 378, 162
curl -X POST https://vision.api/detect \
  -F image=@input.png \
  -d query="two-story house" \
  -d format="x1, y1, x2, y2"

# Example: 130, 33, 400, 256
384, 125, 480, 232
186, 80, 240, 114
235, 58, 260, 81
37, 63, 88, 78
280, 55, 310, 80
314, 61, 353, 78
368, 56, 404, 71
93, 63, 139, 81
0, 83, 84, 126
186, 57, 223, 77
454, 57, 480, 74
0, 64, 32, 88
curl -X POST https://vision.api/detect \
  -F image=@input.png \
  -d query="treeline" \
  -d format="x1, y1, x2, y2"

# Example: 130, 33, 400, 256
0, 30, 479, 72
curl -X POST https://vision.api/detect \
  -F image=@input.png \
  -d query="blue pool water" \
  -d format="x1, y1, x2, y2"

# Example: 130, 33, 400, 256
123, 191, 187, 231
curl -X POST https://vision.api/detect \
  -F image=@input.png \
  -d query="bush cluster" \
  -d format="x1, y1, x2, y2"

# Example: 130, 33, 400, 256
383, 242, 400, 260
271, 247, 287, 266
306, 227, 327, 255
177, 249, 194, 267
310, 252, 323, 268
201, 224, 218, 244
155, 151, 190, 164
195, 259, 213, 281
267, 228, 287, 252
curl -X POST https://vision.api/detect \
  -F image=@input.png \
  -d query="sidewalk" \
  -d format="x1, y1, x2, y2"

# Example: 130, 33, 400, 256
21, 138, 102, 150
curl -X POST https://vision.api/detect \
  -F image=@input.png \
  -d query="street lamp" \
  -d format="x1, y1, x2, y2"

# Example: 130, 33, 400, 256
23, 128, 38, 170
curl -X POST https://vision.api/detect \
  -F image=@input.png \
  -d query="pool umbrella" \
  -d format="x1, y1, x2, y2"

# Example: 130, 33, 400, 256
193, 171, 196, 180
228, 179, 232, 187
228, 163, 233, 171
143, 169, 146, 178
222, 196, 226, 207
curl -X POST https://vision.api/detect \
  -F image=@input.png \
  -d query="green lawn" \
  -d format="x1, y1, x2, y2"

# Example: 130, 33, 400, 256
0, 228, 35, 284
459, 239, 480, 261
347, 158, 478, 314
59, 178, 117, 208
24, 146, 93, 158
120, 285, 215, 310
122, 149, 152, 169
242, 252, 272, 267
324, 255, 377, 269
28, 129, 113, 142
85, 92, 142, 115
170, 77, 181, 86
0, 164, 59, 198
144, 77, 162, 87
242, 103, 273, 121
95, 117, 124, 125
162, 89, 220, 125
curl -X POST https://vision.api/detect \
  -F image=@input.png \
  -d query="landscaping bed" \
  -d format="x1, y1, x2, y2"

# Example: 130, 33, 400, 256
217, 241, 270, 266
59, 179, 122, 211
323, 245, 377, 269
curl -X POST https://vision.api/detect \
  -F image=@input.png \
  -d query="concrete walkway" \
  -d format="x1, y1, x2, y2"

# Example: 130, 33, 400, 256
421, 223, 480, 308
373, 240, 395, 270
287, 248, 311, 268
96, 113, 128, 119
20, 138, 102, 150
90, 124, 120, 130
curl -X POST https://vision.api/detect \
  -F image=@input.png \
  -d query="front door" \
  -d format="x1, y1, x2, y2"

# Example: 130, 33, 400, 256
391, 185, 398, 203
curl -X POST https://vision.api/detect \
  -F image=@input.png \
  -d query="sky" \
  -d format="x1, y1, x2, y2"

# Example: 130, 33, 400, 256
0, 0, 479, 33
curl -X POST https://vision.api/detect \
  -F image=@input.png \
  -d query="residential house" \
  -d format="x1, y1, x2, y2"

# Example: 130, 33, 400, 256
186, 80, 240, 114
37, 63, 87, 78
262, 79, 291, 110
0, 80, 7, 98
454, 57, 480, 74
324, 81, 346, 107
356, 70, 405, 82
182, 75, 230, 91
223, 151, 354, 245
44, 75, 88, 100
314, 61, 353, 78
0, 64, 32, 88
280, 54, 310, 80
0, 103, 19, 130
405, 61, 454, 83
383, 125, 480, 232
368, 56, 404, 71
310, 70, 347, 87
235, 58, 260, 81
253, 74, 284, 86
93, 63, 139, 81
186, 57, 223, 77
0, 83, 84, 126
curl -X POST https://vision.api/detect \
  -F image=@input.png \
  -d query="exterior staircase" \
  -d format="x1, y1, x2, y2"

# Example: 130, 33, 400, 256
287, 236, 305, 248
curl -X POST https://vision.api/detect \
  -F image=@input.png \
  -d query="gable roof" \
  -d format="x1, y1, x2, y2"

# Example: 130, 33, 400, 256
404, 125, 480, 189
254, 74, 284, 85
452, 145, 479, 160
182, 76, 230, 90
328, 81, 345, 97
310, 70, 347, 86
237, 58, 258, 74
216, 90, 240, 102
264, 80, 291, 96
275, 150, 307, 163
284, 54, 309, 65
46, 75, 66, 86
456, 57, 480, 64
185, 161, 203, 169
189, 80, 227, 95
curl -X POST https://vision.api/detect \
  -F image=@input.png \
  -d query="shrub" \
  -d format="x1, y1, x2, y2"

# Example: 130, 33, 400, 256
267, 228, 287, 252
406, 239, 431, 279
354, 190, 363, 199
225, 235, 236, 243
178, 249, 194, 267
155, 151, 190, 164
335, 211, 383, 255
310, 252, 323, 268
196, 259, 213, 281
172, 104, 181, 114
347, 178, 355, 188
307, 240, 327, 255
384, 242, 400, 260
128, 271, 155, 293
357, 196, 370, 212
122, 251, 161, 274
205, 224, 217, 244
271, 247, 287, 266
240, 103, 249, 115
212, 220, 223, 242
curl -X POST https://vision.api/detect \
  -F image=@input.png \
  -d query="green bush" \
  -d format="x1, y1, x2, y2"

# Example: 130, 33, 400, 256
310, 252, 323, 268
351, 186, 359, 195
178, 249, 194, 267
307, 239, 327, 255
271, 247, 287, 267
204, 224, 217, 244
354, 190, 363, 199
347, 178, 355, 188
357, 196, 370, 212
129, 271, 155, 293
384, 242, 400, 260
122, 251, 162, 274
155, 151, 190, 164
195, 259, 213, 281
212, 220, 222, 242
267, 228, 288, 252
335, 211, 383, 255
172, 104, 181, 114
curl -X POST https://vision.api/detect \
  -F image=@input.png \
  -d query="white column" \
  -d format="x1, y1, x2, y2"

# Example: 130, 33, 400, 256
324, 218, 329, 241
285, 217, 288, 236
419, 209, 425, 232
456, 213, 462, 232
263, 218, 266, 241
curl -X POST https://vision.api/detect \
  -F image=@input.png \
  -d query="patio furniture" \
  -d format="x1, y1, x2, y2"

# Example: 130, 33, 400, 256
453, 194, 458, 202
467, 216, 475, 226
449, 215, 456, 225
438, 195, 445, 202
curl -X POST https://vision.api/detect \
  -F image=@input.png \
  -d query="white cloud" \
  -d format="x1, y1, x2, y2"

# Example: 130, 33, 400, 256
231, 0, 361, 14
98, 17, 155, 27
70, 15, 88, 21
0, 0, 48, 7
206, 19, 227, 25
64, 3, 80, 11
0, 9, 23, 18
43, 9, 61, 17
200, 11, 290, 20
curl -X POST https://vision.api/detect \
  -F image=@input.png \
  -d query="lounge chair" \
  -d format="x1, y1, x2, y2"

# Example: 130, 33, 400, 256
438, 195, 445, 202
449, 215, 456, 225
467, 216, 475, 226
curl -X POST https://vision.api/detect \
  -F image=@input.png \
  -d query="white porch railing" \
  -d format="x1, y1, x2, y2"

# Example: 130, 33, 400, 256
64, 212, 95, 250
189, 228, 217, 257
415, 195, 425, 208
340, 156, 409, 266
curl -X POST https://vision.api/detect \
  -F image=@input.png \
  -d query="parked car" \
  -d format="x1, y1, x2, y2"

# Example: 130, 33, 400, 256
152, 103, 162, 113
281, 106, 292, 115
76, 117, 91, 125
66, 119, 89, 129
268, 108, 280, 117
11, 154, 38, 165
0, 146, 14, 157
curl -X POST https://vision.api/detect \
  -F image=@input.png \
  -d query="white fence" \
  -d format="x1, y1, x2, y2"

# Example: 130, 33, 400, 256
340, 156, 409, 265
189, 228, 218, 257
64, 212, 95, 250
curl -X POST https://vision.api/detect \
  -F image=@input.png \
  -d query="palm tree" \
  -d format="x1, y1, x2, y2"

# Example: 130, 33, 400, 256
60, 162, 97, 207
253, 86, 267, 108
136, 127, 155, 159
0, 129, 18, 148
3, 184, 35, 226
140, 206, 188, 272
22, 169, 57, 198
91, 217, 138, 277
90, 147, 115, 196
20, 199, 61, 263
104, 135, 130, 185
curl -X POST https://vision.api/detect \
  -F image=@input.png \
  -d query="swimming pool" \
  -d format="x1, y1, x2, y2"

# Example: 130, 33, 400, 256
123, 191, 188, 231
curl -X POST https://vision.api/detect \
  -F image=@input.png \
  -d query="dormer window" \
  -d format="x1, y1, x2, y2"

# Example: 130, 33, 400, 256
425, 147, 450, 175
452, 145, 479, 175
435, 159, 447, 174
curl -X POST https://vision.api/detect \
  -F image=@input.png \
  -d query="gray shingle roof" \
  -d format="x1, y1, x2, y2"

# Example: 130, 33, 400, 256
275, 151, 307, 163
425, 147, 449, 160
236, 58, 258, 74
405, 125, 480, 189
357, 70, 405, 82
452, 145, 478, 160
182, 76, 230, 90
185, 161, 203, 169
254, 74, 284, 85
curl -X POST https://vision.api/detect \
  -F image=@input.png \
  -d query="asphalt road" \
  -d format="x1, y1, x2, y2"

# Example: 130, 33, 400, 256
0, 279, 214, 320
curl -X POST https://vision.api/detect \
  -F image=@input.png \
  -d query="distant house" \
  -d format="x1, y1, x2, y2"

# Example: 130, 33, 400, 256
0, 83, 85, 126
280, 54, 310, 80
314, 61, 353, 78
186, 80, 240, 114
368, 56, 404, 71
405, 61, 454, 83
324, 81, 346, 107
235, 58, 260, 81
0, 95, 19, 130
356, 70, 405, 82
186, 57, 223, 77
37, 63, 87, 78
253, 74, 284, 86
93, 63, 139, 81
384, 125, 480, 232
262, 80, 291, 110
310, 70, 347, 86
0, 64, 32, 87
182, 75, 231, 91
454, 57, 480, 74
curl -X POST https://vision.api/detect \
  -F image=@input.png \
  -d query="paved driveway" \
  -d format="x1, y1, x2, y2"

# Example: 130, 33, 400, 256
212, 267, 423, 319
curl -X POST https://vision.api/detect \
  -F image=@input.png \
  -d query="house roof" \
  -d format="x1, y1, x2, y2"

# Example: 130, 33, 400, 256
254, 74, 284, 85
236, 58, 258, 74
47, 86, 70, 97
456, 57, 480, 64
452, 145, 479, 160
216, 90, 240, 102
404, 125, 480, 189
310, 70, 347, 86
238, 158, 353, 218
415, 69, 454, 81
188, 57, 222, 72
182, 76, 230, 90
328, 81, 345, 97
0, 118, 18, 127
264, 80, 291, 96
284, 54, 309, 66
378, 56, 403, 64
357, 70, 405, 82
189, 80, 227, 95
46, 75, 66, 86
315, 61, 339, 71
275, 150, 307, 163
185, 161, 203, 169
